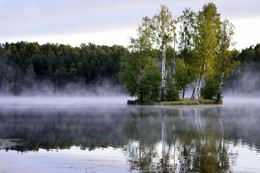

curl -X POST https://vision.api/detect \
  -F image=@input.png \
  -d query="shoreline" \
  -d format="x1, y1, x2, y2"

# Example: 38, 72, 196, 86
127, 98, 222, 105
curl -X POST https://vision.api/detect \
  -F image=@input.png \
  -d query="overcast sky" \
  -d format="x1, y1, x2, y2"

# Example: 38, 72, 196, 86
0, 0, 259, 50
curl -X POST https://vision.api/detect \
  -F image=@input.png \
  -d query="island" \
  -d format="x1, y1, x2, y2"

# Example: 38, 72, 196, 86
120, 3, 238, 105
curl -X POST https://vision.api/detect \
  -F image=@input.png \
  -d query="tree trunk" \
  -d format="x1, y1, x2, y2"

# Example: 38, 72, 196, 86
196, 77, 204, 98
182, 88, 185, 98
190, 82, 196, 100
161, 44, 167, 101
216, 71, 225, 104
196, 64, 206, 98
190, 79, 199, 100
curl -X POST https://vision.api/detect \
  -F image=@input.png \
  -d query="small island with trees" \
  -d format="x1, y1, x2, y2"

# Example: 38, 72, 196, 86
119, 2, 239, 105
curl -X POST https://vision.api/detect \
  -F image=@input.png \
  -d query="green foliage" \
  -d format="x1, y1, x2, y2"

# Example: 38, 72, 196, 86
140, 58, 161, 101
119, 52, 138, 97
119, 52, 160, 102
194, 2, 221, 76
178, 8, 196, 59
201, 78, 219, 99
149, 5, 176, 47
165, 75, 180, 101
174, 58, 191, 91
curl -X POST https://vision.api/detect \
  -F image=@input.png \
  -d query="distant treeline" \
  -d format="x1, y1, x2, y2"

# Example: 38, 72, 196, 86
0, 42, 127, 95
227, 44, 260, 95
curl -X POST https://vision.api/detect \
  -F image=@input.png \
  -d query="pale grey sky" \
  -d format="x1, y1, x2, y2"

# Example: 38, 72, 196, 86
0, 0, 259, 50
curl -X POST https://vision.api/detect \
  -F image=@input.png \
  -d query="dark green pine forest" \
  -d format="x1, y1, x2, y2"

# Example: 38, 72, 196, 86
0, 42, 127, 95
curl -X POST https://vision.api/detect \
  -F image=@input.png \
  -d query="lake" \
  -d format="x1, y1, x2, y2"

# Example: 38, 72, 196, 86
0, 97, 260, 173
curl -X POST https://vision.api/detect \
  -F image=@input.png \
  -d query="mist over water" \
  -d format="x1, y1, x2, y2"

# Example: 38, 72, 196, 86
224, 64, 260, 101
0, 80, 131, 107
0, 96, 130, 107
222, 66, 260, 105
223, 97, 260, 105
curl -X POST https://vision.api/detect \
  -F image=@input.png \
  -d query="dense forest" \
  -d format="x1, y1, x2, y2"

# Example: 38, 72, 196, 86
0, 42, 127, 95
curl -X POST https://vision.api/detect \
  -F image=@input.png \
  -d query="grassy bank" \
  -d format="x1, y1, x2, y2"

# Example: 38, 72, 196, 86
127, 98, 222, 105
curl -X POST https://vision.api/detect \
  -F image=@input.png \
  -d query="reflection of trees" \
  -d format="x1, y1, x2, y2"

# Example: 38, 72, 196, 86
160, 108, 176, 173
122, 107, 233, 173
177, 108, 230, 173
122, 108, 160, 172
122, 107, 177, 172
122, 108, 181, 172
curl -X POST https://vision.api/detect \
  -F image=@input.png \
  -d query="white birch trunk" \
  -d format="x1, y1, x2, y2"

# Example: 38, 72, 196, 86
190, 79, 199, 100
196, 64, 206, 98
196, 77, 204, 98
161, 44, 167, 101
195, 78, 201, 98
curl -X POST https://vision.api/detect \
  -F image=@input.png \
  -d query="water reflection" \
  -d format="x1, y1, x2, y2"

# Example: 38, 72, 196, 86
0, 105, 260, 172
122, 107, 233, 172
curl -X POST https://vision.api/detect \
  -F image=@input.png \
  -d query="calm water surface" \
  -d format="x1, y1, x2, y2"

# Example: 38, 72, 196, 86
0, 97, 260, 173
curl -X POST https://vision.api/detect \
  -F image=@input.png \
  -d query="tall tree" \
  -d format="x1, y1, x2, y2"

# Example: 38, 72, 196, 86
178, 8, 197, 98
150, 5, 176, 101
215, 20, 239, 103
190, 3, 221, 100
119, 19, 161, 102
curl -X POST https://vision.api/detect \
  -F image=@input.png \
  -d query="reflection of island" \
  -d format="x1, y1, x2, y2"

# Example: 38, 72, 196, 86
0, 106, 259, 172
122, 108, 232, 172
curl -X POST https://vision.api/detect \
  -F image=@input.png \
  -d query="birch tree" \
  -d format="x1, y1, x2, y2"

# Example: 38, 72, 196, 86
150, 5, 176, 101
190, 3, 221, 100
178, 8, 197, 98
215, 20, 239, 103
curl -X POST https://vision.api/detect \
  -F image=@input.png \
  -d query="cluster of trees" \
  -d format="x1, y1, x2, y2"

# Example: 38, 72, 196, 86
0, 42, 127, 95
120, 3, 239, 103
